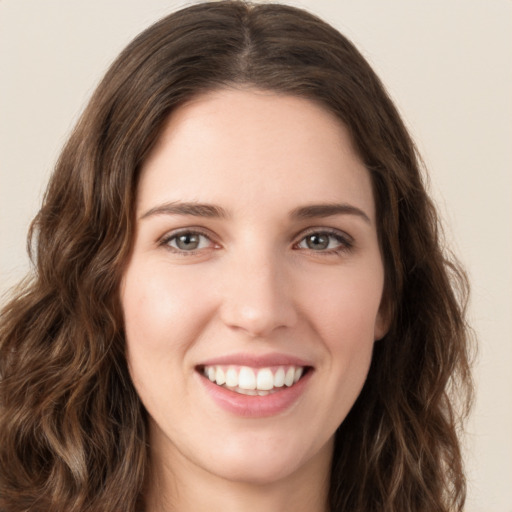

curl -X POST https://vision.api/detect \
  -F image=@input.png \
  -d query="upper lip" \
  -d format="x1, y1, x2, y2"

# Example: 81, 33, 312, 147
197, 352, 312, 368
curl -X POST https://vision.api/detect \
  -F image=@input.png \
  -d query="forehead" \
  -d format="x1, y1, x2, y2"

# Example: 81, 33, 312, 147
138, 88, 375, 220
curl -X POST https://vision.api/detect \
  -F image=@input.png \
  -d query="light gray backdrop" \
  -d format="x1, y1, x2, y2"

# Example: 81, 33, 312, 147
1, 1, 511, 510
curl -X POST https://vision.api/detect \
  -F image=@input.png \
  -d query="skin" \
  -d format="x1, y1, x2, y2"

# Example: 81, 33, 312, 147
121, 88, 388, 512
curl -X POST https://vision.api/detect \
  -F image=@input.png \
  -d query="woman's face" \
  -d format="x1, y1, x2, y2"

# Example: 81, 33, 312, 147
121, 88, 387, 486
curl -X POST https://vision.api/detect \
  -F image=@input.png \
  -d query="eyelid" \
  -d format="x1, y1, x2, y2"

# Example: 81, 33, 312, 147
293, 227, 354, 253
157, 225, 354, 255
297, 226, 354, 242
159, 227, 220, 254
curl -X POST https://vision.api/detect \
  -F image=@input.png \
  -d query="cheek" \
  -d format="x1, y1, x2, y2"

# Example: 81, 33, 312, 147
120, 260, 217, 400
303, 265, 384, 344
120, 261, 218, 420
300, 264, 383, 392
122, 261, 211, 351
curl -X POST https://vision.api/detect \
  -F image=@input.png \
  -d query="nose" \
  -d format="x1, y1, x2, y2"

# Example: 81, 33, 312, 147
218, 250, 298, 338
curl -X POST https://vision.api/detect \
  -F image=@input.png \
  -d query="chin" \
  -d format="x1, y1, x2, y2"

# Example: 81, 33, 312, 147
200, 432, 332, 486
207, 457, 302, 486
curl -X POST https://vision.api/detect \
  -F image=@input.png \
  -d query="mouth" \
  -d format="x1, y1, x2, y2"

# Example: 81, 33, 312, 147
196, 364, 311, 396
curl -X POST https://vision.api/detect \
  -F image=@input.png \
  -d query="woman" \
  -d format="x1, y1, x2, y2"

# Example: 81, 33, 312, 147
0, 1, 473, 511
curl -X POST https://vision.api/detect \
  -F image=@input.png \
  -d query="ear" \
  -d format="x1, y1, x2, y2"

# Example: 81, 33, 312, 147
374, 297, 392, 341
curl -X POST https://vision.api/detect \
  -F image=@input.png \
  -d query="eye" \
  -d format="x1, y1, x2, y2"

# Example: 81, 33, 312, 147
296, 230, 352, 253
161, 230, 215, 253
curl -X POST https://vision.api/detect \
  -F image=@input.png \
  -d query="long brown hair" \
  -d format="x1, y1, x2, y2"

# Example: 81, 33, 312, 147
0, 2, 473, 511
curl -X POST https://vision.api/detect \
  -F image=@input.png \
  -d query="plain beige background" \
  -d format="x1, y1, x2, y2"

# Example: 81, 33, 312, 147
1, 1, 511, 510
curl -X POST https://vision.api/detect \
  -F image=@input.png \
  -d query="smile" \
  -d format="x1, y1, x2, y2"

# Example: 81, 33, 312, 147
200, 365, 306, 396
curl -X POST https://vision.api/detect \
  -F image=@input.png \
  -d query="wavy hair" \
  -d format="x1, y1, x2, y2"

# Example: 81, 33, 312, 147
0, 2, 473, 511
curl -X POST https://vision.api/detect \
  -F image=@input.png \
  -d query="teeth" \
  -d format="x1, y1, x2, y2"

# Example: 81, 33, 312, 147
225, 368, 238, 387
274, 367, 285, 387
238, 367, 256, 390
202, 364, 307, 393
256, 368, 274, 390
215, 367, 225, 386
284, 367, 295, 387
236, 388, 258, 396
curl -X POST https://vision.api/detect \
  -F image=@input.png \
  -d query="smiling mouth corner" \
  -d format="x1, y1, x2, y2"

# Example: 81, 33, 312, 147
196, 364, 311, 396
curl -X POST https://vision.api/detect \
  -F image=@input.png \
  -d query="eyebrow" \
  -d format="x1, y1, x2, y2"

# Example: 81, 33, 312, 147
290, 203, 371, 224
140, 201, 229, 220
140, 201, 371, 224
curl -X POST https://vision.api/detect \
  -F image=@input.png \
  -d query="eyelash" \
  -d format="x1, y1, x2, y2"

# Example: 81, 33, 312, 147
294, 228, 354, 255
159, 228, 216, 255
159, 227, 354, 256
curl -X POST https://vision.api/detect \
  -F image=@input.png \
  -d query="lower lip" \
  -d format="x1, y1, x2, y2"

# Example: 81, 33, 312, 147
197, 370, 312, 418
